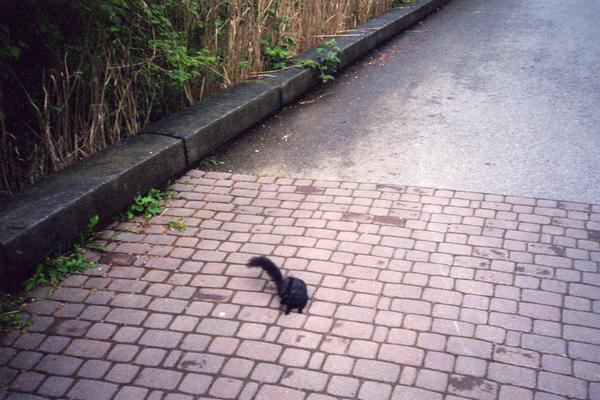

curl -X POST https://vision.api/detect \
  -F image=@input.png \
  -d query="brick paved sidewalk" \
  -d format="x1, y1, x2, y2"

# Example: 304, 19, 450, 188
1, 170, 600, 400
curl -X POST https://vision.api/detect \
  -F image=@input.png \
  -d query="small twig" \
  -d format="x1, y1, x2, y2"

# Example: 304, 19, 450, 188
313, 34, 362, 37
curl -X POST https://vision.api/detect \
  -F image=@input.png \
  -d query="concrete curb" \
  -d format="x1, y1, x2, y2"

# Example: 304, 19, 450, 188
140, 80, 281, 165
0, 0, 448, 289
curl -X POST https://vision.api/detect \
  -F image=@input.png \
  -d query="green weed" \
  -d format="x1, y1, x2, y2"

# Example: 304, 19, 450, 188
315, 39, 342, 83
81, 214, 107, 251
24, 245, 97, 292
1, 213, 114, 332
24, 214, 106, 291
167, 218, 187, 232
118, 185, 179, 221
205, 157, 225, 166
0, 293, 31, 333
301, 39, 342, 84
262, 37, 298, 70
117, 227, 142, 234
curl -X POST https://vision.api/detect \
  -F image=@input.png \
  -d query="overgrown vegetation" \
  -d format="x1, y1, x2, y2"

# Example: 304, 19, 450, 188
1, 0, 395, 195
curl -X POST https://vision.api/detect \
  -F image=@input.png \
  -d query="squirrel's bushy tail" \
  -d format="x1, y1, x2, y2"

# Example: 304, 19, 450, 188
247, 256, 283, 288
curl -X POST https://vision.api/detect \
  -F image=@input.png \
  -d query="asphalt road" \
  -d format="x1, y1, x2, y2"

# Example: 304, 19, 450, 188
203, 0, 600, 205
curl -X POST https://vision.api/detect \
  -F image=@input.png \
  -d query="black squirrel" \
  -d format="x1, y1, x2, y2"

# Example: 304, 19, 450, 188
247, 256, 308, 314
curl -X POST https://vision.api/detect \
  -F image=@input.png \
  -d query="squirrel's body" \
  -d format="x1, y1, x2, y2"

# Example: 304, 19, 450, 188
247, 256, 308, 314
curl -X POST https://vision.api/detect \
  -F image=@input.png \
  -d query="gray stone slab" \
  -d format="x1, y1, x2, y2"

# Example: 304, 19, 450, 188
0, 134, 185, 289
254, 67, 318, 106
141, 80, 280, 165
370, 0, 448, 46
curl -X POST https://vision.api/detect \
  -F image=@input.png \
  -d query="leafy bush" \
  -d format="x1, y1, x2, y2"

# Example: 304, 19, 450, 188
262, 37, 298, 70
301, 39, 342, 84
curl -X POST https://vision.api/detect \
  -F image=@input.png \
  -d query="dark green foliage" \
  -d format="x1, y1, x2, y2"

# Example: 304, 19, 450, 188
24, 245, 97, 292
0, 214, 105, 331
167, 218, 187, 232
118, 185, 179, 221
24, 214, 105, 291
315, 39, 342, 83
262, 36, 298, 70
0, 293, 31, 332
301, 39, 342, 84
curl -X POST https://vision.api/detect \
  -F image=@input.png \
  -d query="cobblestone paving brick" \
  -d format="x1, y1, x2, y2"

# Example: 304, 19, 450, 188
2, 170, 600, 399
